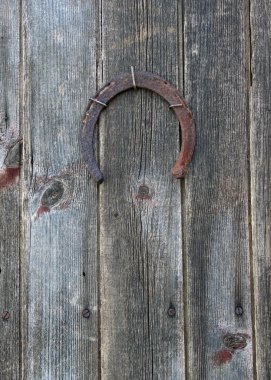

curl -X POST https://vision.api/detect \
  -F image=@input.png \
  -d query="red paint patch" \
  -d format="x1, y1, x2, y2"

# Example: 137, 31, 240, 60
213, 350, 233, 365
0, 167, 20, 190
37, 205, 50, 218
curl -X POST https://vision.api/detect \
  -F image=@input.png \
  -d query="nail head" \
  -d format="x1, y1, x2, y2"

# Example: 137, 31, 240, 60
235, 305, 243, 316
82, 308, 90, 318
2, 311, 10, 321
167, 307, 176, 317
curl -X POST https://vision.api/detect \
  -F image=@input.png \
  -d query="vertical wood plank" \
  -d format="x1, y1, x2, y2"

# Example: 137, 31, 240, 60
184, 1, 253, 378
100, 1, 185, 379
22, 1, 99, 378
250, 0, 271, 378
0, 1, 20, 379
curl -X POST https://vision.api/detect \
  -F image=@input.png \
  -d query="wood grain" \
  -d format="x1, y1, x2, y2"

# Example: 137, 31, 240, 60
184, 1, 253, 378
0, 1, 20, 378
21, 1, 99, 378
99, 1, 185, 379
250, 0, 271, 378
2, 1, 271, 378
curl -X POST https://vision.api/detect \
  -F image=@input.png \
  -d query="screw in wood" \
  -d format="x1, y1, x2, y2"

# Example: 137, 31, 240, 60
167, 306, 176, 317
235, 305, 243, 316
82, 308, 90, 318
2, 311, 10, 321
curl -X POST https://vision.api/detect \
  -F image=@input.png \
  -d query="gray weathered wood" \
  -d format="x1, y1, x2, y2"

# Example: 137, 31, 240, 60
184, 1, 253, 378
3, 1, 271, 378
250, 1, 271, 378
21, 1, 99, 378
99, 1, 185, 379
0, 1, 20, 378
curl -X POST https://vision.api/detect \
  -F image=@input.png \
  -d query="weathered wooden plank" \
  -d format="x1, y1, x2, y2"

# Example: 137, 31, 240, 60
184, 1, 253, 378
250, 1, 271, 377
21, 1, 99, 378
99, 1, 185, 379
0, 1, 20, 378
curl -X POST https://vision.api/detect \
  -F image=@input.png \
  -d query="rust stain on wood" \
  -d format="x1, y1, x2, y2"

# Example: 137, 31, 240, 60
212, 350, 233, 365
36, 205, 50, 218
213, 332, 251, 366
0, 167, 20, 190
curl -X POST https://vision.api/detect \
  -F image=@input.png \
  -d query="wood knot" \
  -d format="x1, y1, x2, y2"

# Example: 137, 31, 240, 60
223, 333, 248, 350
33, 175, 73, 220
213, 332, 250, 366
41, 180, 64, 207
136, 185, 151, 200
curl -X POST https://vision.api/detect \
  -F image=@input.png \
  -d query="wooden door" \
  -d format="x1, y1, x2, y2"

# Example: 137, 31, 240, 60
0, 1, 270, 379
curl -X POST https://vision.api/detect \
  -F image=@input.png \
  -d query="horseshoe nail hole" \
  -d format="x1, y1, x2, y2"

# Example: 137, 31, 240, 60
82, 272, 86, 277
41, 181, 64, 208
113, 212, 119, 218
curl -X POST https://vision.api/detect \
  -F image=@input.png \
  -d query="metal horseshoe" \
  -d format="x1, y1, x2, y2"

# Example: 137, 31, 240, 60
81, 71, 195, 184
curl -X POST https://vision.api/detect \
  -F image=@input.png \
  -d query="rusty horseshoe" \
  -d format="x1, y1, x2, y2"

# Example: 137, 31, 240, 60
81, 71, 195, 184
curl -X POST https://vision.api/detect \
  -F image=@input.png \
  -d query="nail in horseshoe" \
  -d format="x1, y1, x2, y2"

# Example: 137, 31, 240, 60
81, 71, 195, 184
